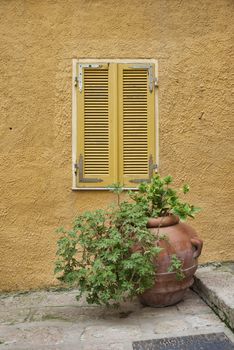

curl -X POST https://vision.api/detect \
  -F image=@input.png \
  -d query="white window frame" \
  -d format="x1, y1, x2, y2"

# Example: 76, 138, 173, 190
72, 58, 159, 190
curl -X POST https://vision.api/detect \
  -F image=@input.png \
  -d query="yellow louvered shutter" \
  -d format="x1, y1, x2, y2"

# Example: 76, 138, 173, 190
76, 63, 117, 187
118, 64, 156, 187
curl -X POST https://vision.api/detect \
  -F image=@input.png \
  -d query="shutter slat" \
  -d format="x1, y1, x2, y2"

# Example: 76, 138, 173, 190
118, 64, 156, 185
84, 67, 109, 176
123, 68, 148, 176
77, 64, 117, 187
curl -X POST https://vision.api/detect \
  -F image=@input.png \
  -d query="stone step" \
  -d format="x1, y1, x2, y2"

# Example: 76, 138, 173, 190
192, 263, 234, 331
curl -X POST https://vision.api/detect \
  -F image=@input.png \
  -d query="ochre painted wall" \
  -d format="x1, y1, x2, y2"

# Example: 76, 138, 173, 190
0, 0, 233, 291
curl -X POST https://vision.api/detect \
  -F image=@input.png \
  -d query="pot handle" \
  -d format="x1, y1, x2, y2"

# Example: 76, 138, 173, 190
191, 238, 203, 258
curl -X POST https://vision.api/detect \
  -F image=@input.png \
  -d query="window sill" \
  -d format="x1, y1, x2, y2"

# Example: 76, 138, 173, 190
72, 187, 138, 191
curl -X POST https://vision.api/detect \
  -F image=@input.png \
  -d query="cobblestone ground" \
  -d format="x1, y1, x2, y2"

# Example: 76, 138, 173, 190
0, 289, 233, 350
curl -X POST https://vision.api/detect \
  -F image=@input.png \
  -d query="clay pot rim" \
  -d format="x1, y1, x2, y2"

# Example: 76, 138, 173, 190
147, 215, 179, 228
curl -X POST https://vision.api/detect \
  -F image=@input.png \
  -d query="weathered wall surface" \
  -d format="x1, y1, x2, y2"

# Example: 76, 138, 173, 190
0, 0, 233, 291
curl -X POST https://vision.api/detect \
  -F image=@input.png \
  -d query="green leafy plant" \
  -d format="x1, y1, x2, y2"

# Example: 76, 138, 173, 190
55, 205, 162, 306
55, 174, 200, 306
129, 175, 200, 221
109, 182, 124, 206
168, 254, 185, 281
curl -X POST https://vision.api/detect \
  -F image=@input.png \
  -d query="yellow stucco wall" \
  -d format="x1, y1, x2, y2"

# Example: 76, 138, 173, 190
0, 0, 233, 291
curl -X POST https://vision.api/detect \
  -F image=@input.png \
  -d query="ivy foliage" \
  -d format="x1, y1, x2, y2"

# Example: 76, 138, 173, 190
55, 174, 200, 306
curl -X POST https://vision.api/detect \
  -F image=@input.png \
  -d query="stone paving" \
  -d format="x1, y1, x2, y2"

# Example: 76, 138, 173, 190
0, 288, 233, 350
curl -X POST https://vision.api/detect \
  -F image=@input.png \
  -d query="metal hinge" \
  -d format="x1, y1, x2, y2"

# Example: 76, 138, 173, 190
148, 65, 154, 93
148, 67, 159, 91
74, 76, 78, 87
130, 64, 157, 93
77, 64, 102, 92
129, 155, 158, 183
74, 162, 79, 174
74, 155, 103, 183
154, 77, 159, 88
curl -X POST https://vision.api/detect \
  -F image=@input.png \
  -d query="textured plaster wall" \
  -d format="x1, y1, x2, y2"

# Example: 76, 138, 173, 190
0, 0, 233, 291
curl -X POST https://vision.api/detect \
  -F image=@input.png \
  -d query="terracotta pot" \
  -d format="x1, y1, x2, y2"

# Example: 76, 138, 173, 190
139, 215, 203, 307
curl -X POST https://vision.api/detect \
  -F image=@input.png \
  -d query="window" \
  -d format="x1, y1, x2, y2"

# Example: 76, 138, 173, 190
72, 60, 158, 189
